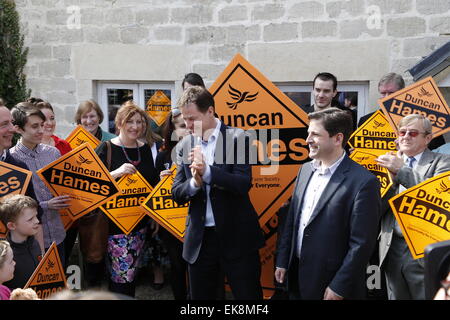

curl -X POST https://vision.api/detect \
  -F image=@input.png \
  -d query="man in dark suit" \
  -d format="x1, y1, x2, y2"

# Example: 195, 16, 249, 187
172, 86, 265, 300
377, 114, 450, 299
275, 108, 381, 300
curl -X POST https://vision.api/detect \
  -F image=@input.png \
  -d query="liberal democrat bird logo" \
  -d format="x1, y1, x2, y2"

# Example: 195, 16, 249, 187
226, 84, 258, 110
372, 120, 385, 130
418, 87, 432, 98
355, 155, 371, 163
76, 137, 86, 146
76, 154, 93, 165
125, 177, 137, 187
45, 259, 55, 272
435, 180, 450, 194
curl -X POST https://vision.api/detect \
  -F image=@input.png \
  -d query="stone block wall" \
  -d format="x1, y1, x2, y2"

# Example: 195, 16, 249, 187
13, 0, 450, 137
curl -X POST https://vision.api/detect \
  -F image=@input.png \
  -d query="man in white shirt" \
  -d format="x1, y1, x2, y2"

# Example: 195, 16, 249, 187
172, 86, 265, 300
377, 114, 450, 299
275, 107, 381, 299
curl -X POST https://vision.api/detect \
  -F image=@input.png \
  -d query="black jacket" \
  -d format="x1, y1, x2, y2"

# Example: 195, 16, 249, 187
4, 233, 41, 290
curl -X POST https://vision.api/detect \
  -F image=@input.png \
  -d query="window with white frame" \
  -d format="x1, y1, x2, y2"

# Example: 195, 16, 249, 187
98, 82, 175, 134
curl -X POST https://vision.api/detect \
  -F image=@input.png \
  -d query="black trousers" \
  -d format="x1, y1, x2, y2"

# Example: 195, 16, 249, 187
188, 227, 263, 300
160, 228, 188, 300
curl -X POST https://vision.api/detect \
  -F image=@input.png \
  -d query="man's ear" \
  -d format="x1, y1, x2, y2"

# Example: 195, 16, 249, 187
7, 221, 16, 231
335, 132, 344, 146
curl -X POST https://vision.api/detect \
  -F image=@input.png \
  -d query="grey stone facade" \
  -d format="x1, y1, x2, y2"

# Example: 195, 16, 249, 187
14, 0, 450, 137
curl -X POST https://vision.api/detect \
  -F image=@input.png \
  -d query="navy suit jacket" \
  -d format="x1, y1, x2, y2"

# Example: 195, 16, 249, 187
172, 122, 265, 264
276, 155, 381, 299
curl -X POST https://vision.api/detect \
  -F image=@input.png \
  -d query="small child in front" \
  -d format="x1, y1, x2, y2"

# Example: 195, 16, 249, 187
0, 195, 42, 290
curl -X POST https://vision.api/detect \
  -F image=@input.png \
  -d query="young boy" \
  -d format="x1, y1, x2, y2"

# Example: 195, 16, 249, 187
9, 103, 70, 266
0, 195, 41, 289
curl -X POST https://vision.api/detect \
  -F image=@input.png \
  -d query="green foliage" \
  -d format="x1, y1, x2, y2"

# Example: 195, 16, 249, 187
0, 0, 30, 109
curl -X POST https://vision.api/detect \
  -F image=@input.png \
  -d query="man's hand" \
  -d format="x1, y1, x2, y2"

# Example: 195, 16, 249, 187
189, 146, 206, 175
376, 151, 404, 175
189, 146, 205, 187
323, 287, 343, 300
275, 267, 287, 284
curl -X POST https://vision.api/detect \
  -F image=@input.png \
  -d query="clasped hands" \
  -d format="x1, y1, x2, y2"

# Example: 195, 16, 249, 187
189, 145, 206, 188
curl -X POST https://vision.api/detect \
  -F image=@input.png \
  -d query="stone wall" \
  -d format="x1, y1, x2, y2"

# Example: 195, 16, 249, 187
14, 0, 450, 137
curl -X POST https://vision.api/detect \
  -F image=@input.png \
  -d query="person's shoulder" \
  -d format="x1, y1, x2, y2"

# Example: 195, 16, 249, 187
430, 149, 450, 164
101, 130, 116, 141
346, 156, 378, 180
4, 150, 28, 168
39, 143, 61, 158
432, 142, 450, 155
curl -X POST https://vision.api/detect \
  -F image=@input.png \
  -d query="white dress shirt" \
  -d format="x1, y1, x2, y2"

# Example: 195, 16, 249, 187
297, 151, 346, 258
188, 119, 222, 227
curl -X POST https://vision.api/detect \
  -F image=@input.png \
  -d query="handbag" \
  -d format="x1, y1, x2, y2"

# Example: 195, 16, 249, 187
78, 141, 112, 264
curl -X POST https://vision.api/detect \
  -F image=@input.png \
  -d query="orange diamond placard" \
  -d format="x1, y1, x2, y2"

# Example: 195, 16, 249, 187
348, 110, 397, 155
350, 150, 393, 198
99, 171, 153, 235
209, 53, 310, 298
142, 165, 188, 242
37, 144, 121, 221
389, 171, 450, 259
379, 76, 450, 138
24, 242, 67, 299
65, 125, 100, 150
146, 90, 172, 127
0, 161, 33, 238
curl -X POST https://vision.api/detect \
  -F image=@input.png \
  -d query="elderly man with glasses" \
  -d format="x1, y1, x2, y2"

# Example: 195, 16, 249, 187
376, 114, 450, 300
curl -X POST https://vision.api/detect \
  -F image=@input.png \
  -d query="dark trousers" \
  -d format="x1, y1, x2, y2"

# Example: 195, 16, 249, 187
160, 228, 188, 300
84, 259, 105, 288
188, 227, 263, 300
64, 224, 78, 265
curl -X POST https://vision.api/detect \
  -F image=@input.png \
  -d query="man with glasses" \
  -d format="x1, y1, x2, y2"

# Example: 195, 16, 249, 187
376, 114, 450, 299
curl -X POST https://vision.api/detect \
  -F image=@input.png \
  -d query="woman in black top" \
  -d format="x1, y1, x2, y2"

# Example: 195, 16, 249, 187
96, 102, 159, 297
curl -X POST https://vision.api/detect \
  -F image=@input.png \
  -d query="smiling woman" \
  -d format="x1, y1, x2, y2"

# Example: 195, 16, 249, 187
29, 99, 72, 156
92, 101, 160, 298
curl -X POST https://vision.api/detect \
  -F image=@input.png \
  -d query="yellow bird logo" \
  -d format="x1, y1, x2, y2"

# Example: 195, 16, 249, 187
226, 84, 259, 110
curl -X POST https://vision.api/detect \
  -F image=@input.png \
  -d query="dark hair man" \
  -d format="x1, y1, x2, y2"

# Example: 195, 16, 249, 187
275, 107, 381, 300
171, 86, 265, 300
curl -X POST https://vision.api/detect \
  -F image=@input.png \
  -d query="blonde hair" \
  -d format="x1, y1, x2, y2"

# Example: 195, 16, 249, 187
0, 195, 38, 225
0, 240, 11, 269
116, 101, 161, 146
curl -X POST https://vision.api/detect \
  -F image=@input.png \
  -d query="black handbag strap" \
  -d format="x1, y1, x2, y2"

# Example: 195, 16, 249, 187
105, 140, 112, 170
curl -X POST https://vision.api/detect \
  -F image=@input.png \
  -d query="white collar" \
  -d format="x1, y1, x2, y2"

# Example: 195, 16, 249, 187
311, 151, 346, 175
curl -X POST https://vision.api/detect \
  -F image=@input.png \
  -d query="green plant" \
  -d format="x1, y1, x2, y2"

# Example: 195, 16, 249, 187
0, 0, 30, 109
